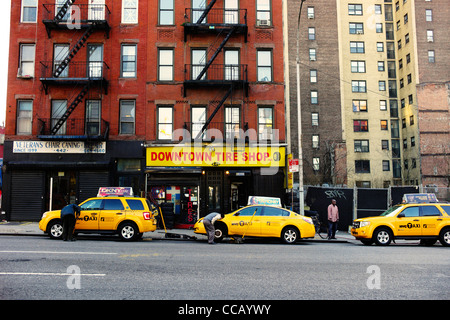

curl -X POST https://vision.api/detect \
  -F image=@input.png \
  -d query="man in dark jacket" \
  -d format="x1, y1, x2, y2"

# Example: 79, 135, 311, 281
61, 203, 81, 241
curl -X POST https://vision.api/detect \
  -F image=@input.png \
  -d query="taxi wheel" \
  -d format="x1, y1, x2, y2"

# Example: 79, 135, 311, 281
47, 220, 63, 239
214, 223, 227, 243
118, 222, 138, 241
438, 228, 450, 247
281, 226, 299, 244
373, 228, 392, 246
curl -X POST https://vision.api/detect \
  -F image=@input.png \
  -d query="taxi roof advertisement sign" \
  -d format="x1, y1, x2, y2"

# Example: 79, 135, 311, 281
402, 193, 438, 204
98, 187, 134, 197
248, 196, 282, 207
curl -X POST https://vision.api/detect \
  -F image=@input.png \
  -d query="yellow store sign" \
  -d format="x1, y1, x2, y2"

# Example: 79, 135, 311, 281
146, 146, 285, 168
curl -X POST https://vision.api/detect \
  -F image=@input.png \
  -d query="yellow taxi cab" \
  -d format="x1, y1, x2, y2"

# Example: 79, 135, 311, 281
351, 193, 450, 246
39, 187, 157, 241
194, 200, 316, 244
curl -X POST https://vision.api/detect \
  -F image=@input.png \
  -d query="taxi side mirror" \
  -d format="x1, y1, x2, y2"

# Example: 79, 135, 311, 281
397, 212, 405, 218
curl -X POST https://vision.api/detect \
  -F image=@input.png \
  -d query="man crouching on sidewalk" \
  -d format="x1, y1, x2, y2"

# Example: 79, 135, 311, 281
202, 212, 222, 244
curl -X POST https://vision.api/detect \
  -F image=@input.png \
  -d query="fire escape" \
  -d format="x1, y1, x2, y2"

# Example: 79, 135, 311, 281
183, 0, 248, 141
39, 0, 110, 140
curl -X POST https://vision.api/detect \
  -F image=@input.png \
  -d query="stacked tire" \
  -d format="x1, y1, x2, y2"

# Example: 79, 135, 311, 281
160, 202, 174, 229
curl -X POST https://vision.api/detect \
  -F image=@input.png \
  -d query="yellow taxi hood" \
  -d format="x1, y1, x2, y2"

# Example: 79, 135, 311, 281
43, 210, 61, 218
356, 215, 388, 222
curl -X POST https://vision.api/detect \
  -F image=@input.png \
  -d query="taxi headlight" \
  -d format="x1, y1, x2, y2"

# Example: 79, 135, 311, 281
302, 216, 314, 225
360, 221, 370, 227
41, 212, 48, 220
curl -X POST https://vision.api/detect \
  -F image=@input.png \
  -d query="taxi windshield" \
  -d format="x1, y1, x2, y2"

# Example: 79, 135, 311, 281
380, 205, 403, 217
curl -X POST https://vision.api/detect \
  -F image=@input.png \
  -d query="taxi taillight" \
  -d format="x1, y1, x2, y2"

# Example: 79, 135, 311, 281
143, 212, 151, 220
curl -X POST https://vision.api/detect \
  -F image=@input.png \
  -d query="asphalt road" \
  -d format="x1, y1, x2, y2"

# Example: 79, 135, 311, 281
0, 235, 448, 301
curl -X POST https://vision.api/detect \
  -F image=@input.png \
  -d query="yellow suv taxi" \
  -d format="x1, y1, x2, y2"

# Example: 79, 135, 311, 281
39, 188, 157, 241
351, 194, 450, 246
194, 204, 316, 244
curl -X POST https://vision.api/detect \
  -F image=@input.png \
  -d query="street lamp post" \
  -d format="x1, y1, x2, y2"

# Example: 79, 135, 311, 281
296, 0, 306, 215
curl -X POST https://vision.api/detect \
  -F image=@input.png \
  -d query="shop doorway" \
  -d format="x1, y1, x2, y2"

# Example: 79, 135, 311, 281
45, 171, 77, 211
206, 170, 223, 214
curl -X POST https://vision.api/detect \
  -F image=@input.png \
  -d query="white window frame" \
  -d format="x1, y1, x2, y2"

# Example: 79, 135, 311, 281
122, 0, 138, 24
19, 44, 36, 78
17, 100, 33, 135
21, 0, 38, 23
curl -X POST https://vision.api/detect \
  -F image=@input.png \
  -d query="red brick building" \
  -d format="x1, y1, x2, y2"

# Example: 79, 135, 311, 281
3, 0, 287, 223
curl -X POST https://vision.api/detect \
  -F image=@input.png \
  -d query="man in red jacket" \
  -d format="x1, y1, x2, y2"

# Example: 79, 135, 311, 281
327, 199, 339, 240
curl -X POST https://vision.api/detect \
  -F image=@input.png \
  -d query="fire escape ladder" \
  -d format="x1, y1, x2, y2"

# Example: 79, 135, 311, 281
50, 83, 91, 135
54, 0, 76, 23
195, 26, 236, 81
53, 24, 96, 78
195, 86, 233, 140
195, 0, 218, 24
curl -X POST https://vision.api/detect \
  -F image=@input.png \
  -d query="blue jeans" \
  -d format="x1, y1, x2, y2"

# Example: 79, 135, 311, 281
328, 221, 337, 239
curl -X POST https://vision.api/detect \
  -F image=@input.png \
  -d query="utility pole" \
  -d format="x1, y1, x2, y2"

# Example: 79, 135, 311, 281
296, 0, 306, 215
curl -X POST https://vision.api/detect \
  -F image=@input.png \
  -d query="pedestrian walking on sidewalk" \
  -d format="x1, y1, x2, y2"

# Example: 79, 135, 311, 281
327, 199, 339, 240
61, 203, 80, 241
203, 212, 222, 244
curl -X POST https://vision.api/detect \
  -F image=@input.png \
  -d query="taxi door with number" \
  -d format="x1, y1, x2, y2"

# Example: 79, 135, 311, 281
228, 206, 263, 237
420, 205, 442, 236
395, 206, 421, 236
76, 199, 103, 230
99, 198, 126, 230
260, 206, 290, 237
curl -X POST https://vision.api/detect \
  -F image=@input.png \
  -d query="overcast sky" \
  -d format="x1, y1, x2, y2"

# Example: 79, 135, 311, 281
0, 0, 11, 126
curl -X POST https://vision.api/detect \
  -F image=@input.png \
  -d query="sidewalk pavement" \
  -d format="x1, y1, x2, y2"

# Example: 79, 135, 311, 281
0, 220, 355, 243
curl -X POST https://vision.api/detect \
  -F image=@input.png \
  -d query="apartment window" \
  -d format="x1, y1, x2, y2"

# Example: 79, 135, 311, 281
354, 140, 369, 152
379, 81, 386, 91
407, 74, 412, 84
311, 112, 319, 126
225, 106, 241, 140
158, 48, 174, 81
312, 157, 320, 171
312, 135, 319, 149
17, 100, 33, 135
380, 120, 388, 130
310, 70, 317, 83
382, 160, 390, 171
352, 100, 367, 112
408, 94, 413, 105
396, 20, 401, 30
257, 50, 272, 82
121, 44, 137, 78
375, 4, 382, 14
427, 30, 434, 42
122, 0, 138, 24
19, 44, 36, 78
120, 100, 136, 134
425, 9, 432, 21
354, 120, 368, 132
348, 4, 363, 15
351, 61, 366, 73
409, 115, 414, 125
309, 48, 317, 61
157, 106, 173, 140
376, 23, 383, 33
380, 100, 387, 111
21, 0, 38, 23
378, 61, 385, 71
403, 159, 408, 170
400, 78, 404, 88
412, 158, 416, 169
428, 50, 435, 63
406, 53, 411, 64
307, 7, 315, 19
382, 140, 389, 150
308, 27, 316, 40
191, 106, 206, 139
159, 0, 174, 25
397, 40, 402, 50
411, 136, 415, 147
403, 13, 408, 24
258, 107, 273, 140
51, 100, 67, 135
349, 23, 364, 34
405, 33, 410, 44
224, 49, 240, 81
402, 118, 406, 128
377, 42, 384, 52
256, 0, 271, 26
86, 100, 101, 136
350, 41, 365, 53
310, 91, 318, 104
399, 59, 403, 69
352, 80, 366, 92
355, 160, 370, 173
